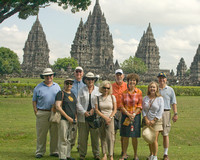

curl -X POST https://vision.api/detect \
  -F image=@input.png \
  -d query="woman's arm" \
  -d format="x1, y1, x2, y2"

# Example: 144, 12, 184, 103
55, 100, 73, 123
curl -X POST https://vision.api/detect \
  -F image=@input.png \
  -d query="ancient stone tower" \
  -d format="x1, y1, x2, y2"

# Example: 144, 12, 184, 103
21, 16, 50, 77
135, 23, 160, 75
70, 0, 115, 74
176, 57, 187, 79
190, 44, 200, 82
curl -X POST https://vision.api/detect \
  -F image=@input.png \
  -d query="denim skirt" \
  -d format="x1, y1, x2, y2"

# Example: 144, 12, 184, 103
120, 113, 141, 138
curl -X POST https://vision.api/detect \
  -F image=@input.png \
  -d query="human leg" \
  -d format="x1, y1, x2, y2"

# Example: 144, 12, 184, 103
131, 138, 138, 159
78, 122, 89, 158
49, 121, 59, 155
35, 111, 50, 156
90, 125, 100, 158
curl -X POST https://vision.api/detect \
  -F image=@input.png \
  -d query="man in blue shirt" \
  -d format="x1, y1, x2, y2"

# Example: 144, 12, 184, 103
71, 66, 85, 151
32, 68, 61, 158
157, 72, 178, 160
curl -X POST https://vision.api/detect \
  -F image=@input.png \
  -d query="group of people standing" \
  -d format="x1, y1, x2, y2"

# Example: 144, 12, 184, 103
32, 67, 178, 160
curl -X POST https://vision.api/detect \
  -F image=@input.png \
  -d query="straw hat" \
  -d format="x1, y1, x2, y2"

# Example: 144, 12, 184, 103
142, 126, 156, 144
82, 72, 98, 84
40, 68, 56, 79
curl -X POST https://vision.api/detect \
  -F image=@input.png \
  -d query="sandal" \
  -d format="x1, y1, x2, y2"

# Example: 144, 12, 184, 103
119, 155, 128, 160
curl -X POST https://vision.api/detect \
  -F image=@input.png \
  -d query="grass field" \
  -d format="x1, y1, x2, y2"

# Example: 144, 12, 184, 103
0, 96, 200, 160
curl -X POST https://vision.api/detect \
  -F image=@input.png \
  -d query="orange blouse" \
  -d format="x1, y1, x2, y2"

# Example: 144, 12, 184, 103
120, 88, 143, 114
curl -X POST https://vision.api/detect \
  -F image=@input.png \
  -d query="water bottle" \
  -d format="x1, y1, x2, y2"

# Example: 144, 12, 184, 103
130, 121, 134, 132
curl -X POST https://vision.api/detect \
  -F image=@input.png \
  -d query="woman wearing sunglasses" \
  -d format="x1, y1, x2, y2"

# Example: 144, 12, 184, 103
55, 78, 77, 160
95, 80, 117, 160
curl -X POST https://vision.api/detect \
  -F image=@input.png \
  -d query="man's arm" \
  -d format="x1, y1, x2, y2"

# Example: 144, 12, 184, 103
172, 103, 178, 122
32, 101, 37, 116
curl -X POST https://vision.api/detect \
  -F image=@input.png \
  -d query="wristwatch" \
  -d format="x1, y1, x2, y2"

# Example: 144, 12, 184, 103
109, 116, 113, 119
174, 112, 178, 115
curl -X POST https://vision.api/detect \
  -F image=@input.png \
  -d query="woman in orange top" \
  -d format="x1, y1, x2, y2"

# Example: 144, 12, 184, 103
119, 73, 143, 160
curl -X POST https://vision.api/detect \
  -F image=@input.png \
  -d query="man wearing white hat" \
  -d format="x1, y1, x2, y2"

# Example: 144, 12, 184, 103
112, 69, 127, 156
32, 68, 61, 158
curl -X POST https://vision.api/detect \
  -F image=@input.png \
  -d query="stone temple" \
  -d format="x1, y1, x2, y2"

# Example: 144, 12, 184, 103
135, 23, 160, 75
21, 16, 50, 77
190, 44, 200, 82
70, 0, 116, 75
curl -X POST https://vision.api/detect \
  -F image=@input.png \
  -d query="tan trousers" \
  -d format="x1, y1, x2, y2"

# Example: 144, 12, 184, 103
70, 123, 77, 148
58, 120, 76, 159
78, 121, 100, 158
99, 119, 115, 156
36, 110, 58, 156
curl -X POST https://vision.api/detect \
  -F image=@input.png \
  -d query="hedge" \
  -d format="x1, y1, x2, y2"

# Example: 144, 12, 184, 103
0, 83, 200, 97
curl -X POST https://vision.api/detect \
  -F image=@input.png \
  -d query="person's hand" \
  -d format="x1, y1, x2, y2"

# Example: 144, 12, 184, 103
145, 118, 151, 126
128, 113, 135, 122
172, 114, 178, 122
68, 118, 74, 123
105, 117, 111, 125
84, 111, 90, 117
89, 109, 94, 115
149, 120, 155, 126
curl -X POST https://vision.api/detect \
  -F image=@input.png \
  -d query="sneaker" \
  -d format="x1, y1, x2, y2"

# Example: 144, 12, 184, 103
152, 156, 158, 160
163, 155, 169, 160
35, 154, 43, 158
148, 155, 153, 160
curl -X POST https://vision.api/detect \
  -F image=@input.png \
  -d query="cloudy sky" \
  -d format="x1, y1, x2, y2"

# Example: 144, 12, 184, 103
1, 0, 200, 73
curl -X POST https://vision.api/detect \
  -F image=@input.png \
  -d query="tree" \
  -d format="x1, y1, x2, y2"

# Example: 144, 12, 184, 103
53, 57, 78, 71
0, 47, 21, 75
120, 56, 147, 74
0, 0, 91, 23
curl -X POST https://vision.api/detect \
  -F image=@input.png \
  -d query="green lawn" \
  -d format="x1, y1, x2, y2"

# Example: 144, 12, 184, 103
0, 96, 199, 160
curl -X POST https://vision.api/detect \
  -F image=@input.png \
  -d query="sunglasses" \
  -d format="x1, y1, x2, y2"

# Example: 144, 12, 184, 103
87, 78, 95, 81
76, 70, 82, 73
103, 87, 110, 90
44, 74, 53, 77
65, 82, 73, 85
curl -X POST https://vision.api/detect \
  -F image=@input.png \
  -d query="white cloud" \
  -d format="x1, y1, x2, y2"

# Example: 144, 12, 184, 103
158, 25, 200, 71
113, 38, 138, 64
0, 25, 27, 63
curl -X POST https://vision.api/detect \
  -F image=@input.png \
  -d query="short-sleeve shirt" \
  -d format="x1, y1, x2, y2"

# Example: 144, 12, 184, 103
32, 82, 61, 110
159, 85, 177, 110
112, 81, 127, 109
120, 88, 143, 114
96, 95, 116, 117
55, 91, 77, 120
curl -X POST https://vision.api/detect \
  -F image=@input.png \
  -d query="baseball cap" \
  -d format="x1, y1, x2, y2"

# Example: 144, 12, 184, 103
115, 69, 123, 74
157, 72, 167, 78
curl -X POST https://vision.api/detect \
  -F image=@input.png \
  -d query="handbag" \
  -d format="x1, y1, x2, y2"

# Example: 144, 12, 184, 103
49, 91, 64, 123
142, 126, 156, 144
88, 96, 102, 129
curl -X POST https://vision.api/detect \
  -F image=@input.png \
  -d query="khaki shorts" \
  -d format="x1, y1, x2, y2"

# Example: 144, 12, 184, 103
152, 119, 163, 132
162, 111, 171, 136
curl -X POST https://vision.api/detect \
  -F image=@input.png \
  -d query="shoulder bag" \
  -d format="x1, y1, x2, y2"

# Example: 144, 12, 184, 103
49, 91, 64, 123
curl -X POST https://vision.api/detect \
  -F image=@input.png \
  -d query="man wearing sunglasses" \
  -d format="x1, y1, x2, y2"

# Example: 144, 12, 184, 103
71, 66, 85, 151
32, 68, 61, 158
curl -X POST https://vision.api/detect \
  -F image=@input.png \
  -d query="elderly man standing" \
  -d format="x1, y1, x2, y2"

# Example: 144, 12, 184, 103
77, 72, 101, 160
157, 72, 178, 160
32, 68, 61, 158
112, 69, 127, 156
71, 66, 85, 150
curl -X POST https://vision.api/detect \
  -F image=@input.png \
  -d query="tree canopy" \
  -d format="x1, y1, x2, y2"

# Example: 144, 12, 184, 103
0, 0, 91, 23
0, 47, 21, 75
53, 57, 78, 71
120, 56, 147, 74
